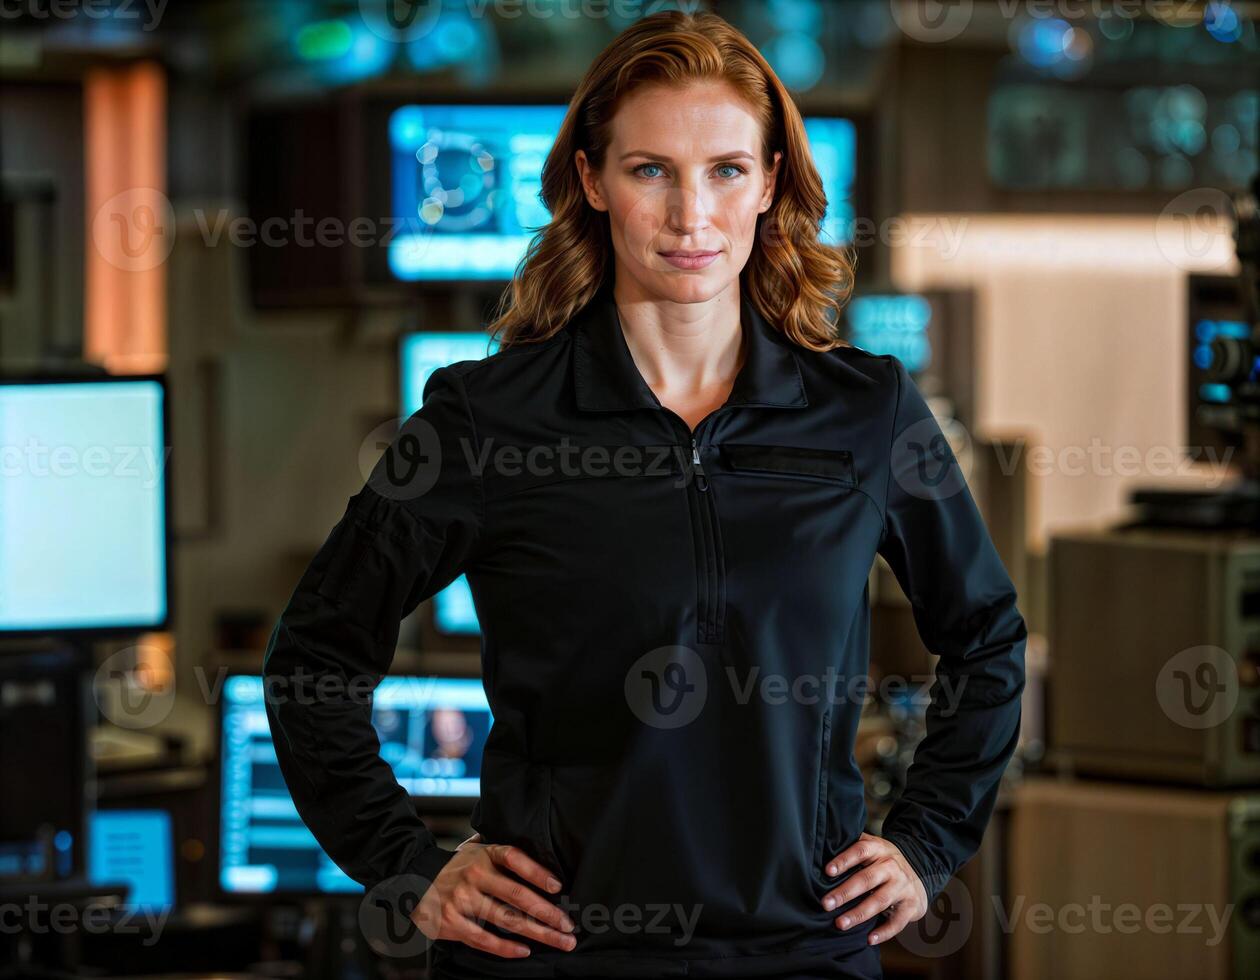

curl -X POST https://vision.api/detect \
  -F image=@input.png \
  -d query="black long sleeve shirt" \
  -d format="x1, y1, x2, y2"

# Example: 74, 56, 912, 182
261, 283, 1027, 976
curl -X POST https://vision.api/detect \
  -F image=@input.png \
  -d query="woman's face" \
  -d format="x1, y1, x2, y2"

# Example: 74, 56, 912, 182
577, 79, 780, 306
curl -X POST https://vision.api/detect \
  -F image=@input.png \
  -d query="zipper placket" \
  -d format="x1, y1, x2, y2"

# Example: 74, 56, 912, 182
672, 425, 725, 645
650, 400, 729, 644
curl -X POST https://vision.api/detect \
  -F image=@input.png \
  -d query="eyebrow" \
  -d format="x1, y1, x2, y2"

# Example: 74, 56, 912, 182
618, 150, 757, 163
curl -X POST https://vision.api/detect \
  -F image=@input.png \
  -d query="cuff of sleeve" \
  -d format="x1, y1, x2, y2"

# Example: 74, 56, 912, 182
879, 829, 951, 908
367, 843, 459, 917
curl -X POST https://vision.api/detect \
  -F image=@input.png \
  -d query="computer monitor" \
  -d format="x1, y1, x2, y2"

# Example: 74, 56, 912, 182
0, 646, 89, 882
1187, 274, 1248, 466
844, 293, 934, 373
841, 289, 977, 427
399, 331, 499, 418
802, 116, 859, 248
399, 331, 498, 639
0, 375, 170, 636
88, 810, 175, 913
387, 103, 568, 282
218, 673, 492, 895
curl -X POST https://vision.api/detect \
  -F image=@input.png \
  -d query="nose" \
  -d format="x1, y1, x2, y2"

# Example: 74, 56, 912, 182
664, 178, 711, 237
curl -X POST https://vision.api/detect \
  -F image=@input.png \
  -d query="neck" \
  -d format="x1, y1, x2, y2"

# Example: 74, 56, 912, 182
611, 280, 745, 400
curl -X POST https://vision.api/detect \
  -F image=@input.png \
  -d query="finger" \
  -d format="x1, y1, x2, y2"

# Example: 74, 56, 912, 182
822, 860, 893, 913
825, 834, 884, 877
451, 917, 531, 959
477, 866, 576, 936
868, 903, 915, 945
835, 881, 899, 930
487, 843, 563, 894
471, 894, 578, 953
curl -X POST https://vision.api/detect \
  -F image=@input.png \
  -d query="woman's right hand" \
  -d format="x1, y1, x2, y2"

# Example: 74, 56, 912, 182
411, 832, 578, 958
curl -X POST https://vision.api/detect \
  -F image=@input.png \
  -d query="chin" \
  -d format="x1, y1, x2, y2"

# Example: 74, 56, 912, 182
649, 269, 730, 306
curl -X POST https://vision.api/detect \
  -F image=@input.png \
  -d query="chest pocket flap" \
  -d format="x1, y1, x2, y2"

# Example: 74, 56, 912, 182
720, 443, 858, 487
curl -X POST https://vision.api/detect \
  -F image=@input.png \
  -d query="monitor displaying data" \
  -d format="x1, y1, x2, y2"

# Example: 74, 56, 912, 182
400, 331, 499, 418
802, 116, 859, 248
0, 378, 168, 634
388, 104, 567, 281
219, 674, 492, 895
1186, 274, 1248, 463
385, 106, 860, 282
400, 331, 498, 636
844, 294, 934, 374
88, 810, 175, 913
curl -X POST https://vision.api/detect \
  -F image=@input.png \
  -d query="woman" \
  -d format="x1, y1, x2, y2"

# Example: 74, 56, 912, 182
262, 10, 1026, 980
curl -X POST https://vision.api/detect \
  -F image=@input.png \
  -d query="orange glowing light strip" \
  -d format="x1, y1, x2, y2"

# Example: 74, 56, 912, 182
84, 61, 167, 375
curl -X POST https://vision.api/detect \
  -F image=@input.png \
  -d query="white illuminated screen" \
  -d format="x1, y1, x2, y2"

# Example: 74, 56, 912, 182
0, 380, 167, 632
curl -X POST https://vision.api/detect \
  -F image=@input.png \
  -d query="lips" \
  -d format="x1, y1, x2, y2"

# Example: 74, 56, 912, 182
659, 250, 720, 270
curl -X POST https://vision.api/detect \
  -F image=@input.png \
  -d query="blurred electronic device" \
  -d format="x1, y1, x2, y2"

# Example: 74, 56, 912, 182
1047, 527, 1260, 787
0, 375, 170, 636
385, 103, 567, 282
0, 646, 90, 881
245, 96, 871, 305
1131, 173, 1259, 527
93, 761, 216, 907
840, 288, 976, 427
399, 331, 498, 641
87, 810, 174, 913
1010, 777, 1259, 980
399, 331, 498, 417
1188, 274, 1248, 468
801, 116, 861, 249
217, 673, 491, 896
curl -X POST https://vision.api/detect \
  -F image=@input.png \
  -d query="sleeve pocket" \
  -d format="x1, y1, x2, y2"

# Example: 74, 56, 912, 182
313, 512, 407, 642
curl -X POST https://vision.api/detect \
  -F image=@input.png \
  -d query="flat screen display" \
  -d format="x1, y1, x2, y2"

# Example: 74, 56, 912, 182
89, 809, 175, 913
220, 674, 491, 895
0, 378, 168, 634
400, 332, 498, 636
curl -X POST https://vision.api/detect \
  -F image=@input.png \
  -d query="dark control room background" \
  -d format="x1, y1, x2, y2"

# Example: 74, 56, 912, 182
1, 1, 1259, 978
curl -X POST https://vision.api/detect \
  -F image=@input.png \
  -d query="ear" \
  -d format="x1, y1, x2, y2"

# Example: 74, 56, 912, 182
759, 150, 782, 212
575, 149, 609, 212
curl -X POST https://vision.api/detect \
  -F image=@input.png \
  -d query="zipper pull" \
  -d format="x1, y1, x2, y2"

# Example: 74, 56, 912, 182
691, 438, 709, 491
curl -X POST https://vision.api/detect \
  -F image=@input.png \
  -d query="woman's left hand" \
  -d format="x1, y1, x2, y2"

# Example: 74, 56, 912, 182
820, 832, 930, 945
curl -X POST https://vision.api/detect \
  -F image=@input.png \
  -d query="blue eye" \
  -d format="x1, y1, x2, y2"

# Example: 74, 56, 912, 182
716, 164, 745, 179
634, 163, 664, 179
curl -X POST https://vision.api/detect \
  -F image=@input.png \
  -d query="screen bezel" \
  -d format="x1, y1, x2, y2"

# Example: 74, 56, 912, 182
0, 372, 174, 640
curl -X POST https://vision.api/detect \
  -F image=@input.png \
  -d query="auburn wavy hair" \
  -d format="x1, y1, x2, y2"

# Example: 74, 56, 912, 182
487, 8, 855, 351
